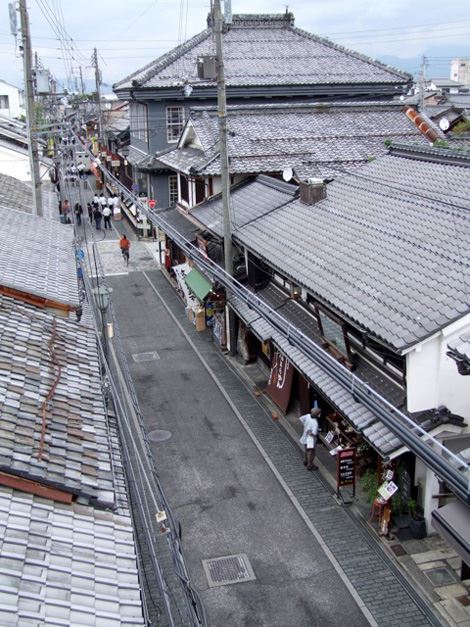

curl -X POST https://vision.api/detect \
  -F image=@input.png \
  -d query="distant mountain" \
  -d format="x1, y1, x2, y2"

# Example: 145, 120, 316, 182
379, 47, 470, 81
378, 55, 420, 78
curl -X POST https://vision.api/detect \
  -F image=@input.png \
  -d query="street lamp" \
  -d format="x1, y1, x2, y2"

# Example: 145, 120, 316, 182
92, 284, 113, 359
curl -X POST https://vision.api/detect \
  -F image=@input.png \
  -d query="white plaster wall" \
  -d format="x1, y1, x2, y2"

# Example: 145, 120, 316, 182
0, 145, 30, 180
0, 145, 50, 182
406, 314, 470, 420
0, 82, 23, 118
212, 176, 221, 195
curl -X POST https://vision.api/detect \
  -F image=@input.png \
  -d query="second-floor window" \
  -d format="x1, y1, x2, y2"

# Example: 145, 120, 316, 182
130, 102, 148, 143
166, 106, 184, 142
168, 175, 178, 205
0, 95, 9, 109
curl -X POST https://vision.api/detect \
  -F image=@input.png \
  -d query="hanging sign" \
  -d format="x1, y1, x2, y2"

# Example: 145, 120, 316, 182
148, 199, 156, 209
264, 350, 294, 412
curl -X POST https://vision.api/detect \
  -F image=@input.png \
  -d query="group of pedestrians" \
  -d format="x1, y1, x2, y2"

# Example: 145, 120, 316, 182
90, 192, 120, 231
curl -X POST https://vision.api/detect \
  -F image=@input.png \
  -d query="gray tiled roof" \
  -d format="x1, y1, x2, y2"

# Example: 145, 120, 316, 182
0, 174, 59, 222
0, 486, 144, 626
0, 295, 115, 507
157, 102, 429, 178
115, 14, 409, 91
186, 174, 297, 237
159, 207, 201, 241
126, 145, 148, 167
233, 149, 470, 350
0, 206, 79, 307
156, 146, 215, 175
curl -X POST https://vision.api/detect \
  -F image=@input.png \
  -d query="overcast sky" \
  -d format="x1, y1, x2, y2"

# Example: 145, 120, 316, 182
1, 0, 469, 90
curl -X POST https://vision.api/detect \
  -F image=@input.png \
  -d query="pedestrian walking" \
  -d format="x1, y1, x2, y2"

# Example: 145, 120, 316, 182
93, 206, 102, 230
299, 407, 320, 471
61, 199, 71, 224
77, 161, 86, 180
93, 193, 99, 208
99, 193, 107, 210
87, 202, 93, 223
74, 202, 83, 226
102, 205, 112, 229
113, 194, 121, 214
119, 234, 130, 266
107, 195, 114, 213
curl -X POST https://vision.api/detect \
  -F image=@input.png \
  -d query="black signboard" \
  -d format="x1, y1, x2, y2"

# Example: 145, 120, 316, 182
337, 448, 356, 498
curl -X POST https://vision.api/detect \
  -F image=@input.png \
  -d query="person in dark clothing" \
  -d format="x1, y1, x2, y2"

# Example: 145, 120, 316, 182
74, 202, 83, 226
87, 203, 93, 223
93, 206, 102, 230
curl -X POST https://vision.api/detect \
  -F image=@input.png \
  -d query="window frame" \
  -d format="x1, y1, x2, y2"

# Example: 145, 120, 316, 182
168, 174, 178, 205
130, 102, 148, 143
314, 303, 351, 360
166, 106, 185, 143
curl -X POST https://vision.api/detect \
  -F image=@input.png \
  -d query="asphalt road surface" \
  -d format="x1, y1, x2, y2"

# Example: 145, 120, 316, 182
108, 269, 371, 627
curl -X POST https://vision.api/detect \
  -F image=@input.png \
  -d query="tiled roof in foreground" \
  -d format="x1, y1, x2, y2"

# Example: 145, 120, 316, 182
0, 486, 144, 626
0, 295, 115, 507
115, 13, 409, 91
233, 147, 470, 350
0, 206, 79, 307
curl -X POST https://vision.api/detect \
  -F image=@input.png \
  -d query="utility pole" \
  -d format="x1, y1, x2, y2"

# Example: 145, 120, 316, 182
418, 55, 427, 112
19, 0, 43, 216
79, 65, 85, 95
92, 48, 103, 146
214, 0, 236, 352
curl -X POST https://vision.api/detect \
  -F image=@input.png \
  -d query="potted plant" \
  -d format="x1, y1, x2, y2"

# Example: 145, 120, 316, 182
408, 499, 427, 539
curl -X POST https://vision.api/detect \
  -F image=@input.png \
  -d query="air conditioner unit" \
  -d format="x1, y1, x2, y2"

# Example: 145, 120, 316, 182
197, 55, 217, 80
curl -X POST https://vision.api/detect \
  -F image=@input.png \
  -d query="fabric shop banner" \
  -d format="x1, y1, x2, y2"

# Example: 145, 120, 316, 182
265, 350, 294, 412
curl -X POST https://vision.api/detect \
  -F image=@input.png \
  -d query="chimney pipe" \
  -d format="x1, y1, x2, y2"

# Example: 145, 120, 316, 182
299, 178, 326, 205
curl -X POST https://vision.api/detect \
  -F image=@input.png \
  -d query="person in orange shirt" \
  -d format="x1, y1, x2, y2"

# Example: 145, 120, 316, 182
119, 235, 130, 266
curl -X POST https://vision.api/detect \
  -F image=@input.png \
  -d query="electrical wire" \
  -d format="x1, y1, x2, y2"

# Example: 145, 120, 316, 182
75, 135, 470, 506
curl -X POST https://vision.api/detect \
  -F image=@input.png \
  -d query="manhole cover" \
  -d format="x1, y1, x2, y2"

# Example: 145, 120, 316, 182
390, 545, 407, 557
148, 429, 172, 442
132, 351, 160, 362
202, 554, 255, 588
423, 567, 458, 587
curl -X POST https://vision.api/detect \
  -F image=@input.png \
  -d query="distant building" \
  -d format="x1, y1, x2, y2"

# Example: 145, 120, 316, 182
429, 78, 465, 95
0, 79, 24, 119
451, 58, 470, 86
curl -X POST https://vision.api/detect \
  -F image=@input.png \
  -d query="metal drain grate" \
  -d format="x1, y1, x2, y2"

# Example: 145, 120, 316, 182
202, 553, 255, 588
423, 567, 458, 587
132, 351, 160, 363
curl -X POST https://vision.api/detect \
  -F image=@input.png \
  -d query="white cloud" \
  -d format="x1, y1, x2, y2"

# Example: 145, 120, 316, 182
0, 0, 469, 88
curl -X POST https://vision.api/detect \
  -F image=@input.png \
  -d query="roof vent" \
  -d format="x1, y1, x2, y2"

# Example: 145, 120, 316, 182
299, 178, 326, 205
197, 55, 217, 80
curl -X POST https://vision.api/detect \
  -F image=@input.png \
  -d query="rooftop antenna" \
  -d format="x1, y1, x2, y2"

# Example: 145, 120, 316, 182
224, 0, 232, 24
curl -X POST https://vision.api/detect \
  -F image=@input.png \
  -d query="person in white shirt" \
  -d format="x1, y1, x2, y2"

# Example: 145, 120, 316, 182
299, 407, 320, 471
93, 193, 99, 208
107, 195, 114, 210
102, 206, 112, 229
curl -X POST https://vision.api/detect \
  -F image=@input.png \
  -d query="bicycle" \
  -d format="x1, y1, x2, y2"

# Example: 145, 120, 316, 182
121, 247, 130, 266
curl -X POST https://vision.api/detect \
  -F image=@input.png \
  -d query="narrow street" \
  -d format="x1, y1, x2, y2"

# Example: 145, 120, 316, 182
101, 249, 435, 627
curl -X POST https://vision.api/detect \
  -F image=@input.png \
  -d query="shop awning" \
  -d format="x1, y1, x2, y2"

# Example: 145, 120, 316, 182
432, 500, 470, 565
185, 268, 212, 301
